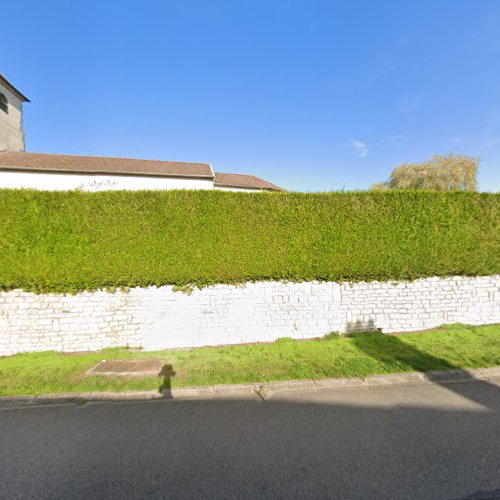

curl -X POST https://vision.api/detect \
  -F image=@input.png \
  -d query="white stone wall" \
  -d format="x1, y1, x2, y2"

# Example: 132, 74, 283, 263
339, 276, 499, 333
0, 290, 143, 355
0, 171, 214, 191
0, 275, 498, 355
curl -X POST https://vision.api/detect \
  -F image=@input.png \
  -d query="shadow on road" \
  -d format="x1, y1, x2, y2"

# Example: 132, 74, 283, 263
56, 325, 497, 498
348, 327, 500, 410
156, 324, 500, 411
1, 382, 500, 499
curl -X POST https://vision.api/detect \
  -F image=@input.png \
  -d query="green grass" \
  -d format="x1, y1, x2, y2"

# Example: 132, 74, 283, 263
1, 323, 499, 396
0, 189, 498, 292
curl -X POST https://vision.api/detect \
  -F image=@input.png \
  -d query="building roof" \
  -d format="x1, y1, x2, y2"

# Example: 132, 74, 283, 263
214, 172, 285, 191
0, 152, 285, 190
0, 152, 213, 178
0, 74, 30, 102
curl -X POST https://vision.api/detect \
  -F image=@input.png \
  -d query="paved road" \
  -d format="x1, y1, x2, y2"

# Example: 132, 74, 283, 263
1, 378, 500, 499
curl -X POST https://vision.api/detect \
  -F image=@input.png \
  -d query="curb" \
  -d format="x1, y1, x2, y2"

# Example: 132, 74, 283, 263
1, 367, 499, 407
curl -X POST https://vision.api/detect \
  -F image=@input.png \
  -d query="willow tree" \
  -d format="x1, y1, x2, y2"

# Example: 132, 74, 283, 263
372, 154, 479, 191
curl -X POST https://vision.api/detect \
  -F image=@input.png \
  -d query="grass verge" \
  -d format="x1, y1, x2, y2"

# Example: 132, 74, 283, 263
0, 323, 499, 397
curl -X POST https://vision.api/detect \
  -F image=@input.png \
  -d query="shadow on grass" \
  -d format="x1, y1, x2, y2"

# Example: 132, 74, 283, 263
348, 322, 500, 410
158, 363, 176, 398
3, 327, 500, 498
155, 321, 498, 409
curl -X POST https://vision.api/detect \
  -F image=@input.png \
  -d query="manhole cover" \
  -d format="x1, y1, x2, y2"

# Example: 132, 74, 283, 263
86, 359, 164, 377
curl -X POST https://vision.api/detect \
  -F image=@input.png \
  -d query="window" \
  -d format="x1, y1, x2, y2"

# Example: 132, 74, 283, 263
0, 93, 8, 113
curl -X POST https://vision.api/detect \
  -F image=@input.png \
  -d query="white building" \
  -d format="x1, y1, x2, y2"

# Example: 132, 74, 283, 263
0, 74, 284, 193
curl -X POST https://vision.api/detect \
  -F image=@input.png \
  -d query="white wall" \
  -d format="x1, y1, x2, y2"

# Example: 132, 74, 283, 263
0, 83, 25, 152
1, 276, 498, 355
0, 170, 214, 191
215, 186, 264, 193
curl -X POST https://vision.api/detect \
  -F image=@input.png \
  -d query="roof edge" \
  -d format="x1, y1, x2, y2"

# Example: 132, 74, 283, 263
214, 182, 279, 191
246, 174, 286, 191
0, 151, 212, 167
214, 172, 286, 192
0, 74, 30, 102
0, 164, 215, 179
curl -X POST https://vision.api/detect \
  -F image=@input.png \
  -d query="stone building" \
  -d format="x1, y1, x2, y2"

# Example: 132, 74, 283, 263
0, 73, 284, 192
0, 74, 29, 153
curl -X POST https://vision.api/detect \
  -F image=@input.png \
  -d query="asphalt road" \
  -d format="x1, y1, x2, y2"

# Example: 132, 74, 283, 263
1, 378, 500, 499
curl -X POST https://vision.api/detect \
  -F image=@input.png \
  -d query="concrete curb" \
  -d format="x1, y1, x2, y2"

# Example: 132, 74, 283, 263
1, 367, 499, 407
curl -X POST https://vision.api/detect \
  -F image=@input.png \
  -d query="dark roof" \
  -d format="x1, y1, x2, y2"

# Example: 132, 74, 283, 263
0, 74, 30, 102
214, 172, 285, 191
0, 152, 285, 190
0, 152, 213, 178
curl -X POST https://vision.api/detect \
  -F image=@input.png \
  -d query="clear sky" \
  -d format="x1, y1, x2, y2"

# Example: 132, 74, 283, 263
2, 1, 500, 191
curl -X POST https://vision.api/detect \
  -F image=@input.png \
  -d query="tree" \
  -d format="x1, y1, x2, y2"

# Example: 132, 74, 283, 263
372, 154, 479, 191
370, 182, 390, 191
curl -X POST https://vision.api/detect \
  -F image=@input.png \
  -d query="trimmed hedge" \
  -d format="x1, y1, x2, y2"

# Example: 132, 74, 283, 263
0, 189, 498, 292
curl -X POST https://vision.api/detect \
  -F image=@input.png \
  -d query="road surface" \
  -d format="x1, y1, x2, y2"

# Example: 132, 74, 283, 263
1, 378, 500, 499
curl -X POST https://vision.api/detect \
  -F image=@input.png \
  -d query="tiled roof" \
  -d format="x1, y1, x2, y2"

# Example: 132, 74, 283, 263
0, 152, 213, 178
214, 172, 285, 191
0, 152, 286, 190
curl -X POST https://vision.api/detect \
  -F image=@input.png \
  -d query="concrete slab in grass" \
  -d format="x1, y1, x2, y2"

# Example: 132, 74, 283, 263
86, 359, 164, 377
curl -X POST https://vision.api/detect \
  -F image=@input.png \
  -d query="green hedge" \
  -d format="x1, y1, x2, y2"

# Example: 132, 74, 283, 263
0, 190, 498, 292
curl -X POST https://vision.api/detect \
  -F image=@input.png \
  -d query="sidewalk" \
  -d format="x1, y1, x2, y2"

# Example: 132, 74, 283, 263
2, 366, 499, 407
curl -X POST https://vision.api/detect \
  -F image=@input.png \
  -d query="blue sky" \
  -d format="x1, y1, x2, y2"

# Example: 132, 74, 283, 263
2, 0, 500, 191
